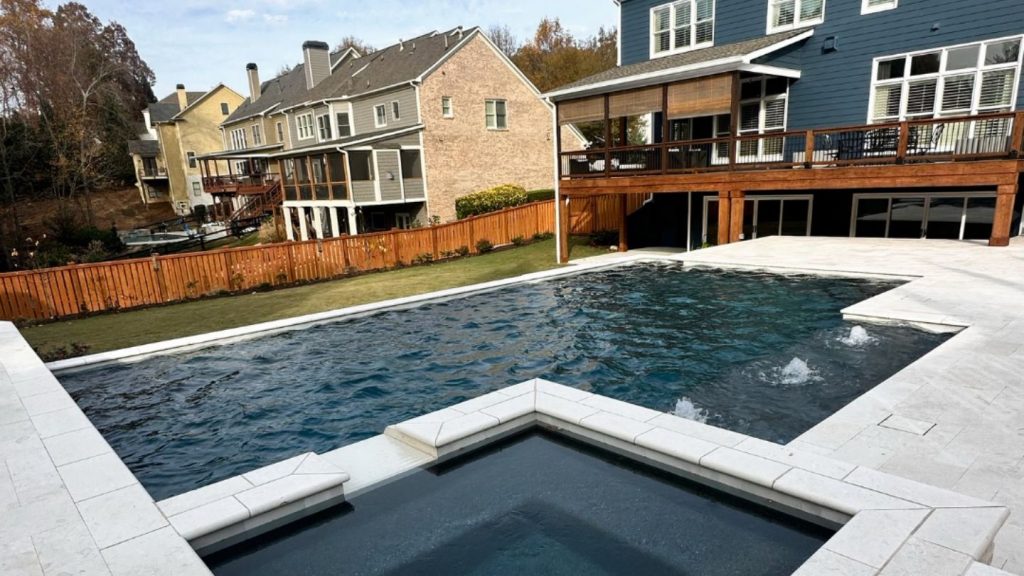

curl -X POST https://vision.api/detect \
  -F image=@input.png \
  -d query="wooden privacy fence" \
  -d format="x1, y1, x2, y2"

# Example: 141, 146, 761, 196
0, 201, 560, 322
568, 194, 647, 234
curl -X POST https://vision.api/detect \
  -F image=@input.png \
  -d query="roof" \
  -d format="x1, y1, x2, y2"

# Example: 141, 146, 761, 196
269, 124, 424, 157
128, 140, 160, 156
546, 29, 813, 100
224, 26, 478, 125
147, 91, 205, 124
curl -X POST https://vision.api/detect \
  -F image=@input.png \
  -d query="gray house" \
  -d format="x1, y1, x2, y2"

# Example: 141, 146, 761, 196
205, 27, 570, 240
549, 0, 1024, 261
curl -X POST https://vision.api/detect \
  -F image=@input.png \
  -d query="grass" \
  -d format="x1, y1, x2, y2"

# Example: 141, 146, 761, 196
23, 238, 610, 359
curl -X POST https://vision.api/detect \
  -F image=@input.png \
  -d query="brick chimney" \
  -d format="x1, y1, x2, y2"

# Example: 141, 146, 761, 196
246, 63, 261, 101
303, 41, 330, 90
176, 84, 187, 110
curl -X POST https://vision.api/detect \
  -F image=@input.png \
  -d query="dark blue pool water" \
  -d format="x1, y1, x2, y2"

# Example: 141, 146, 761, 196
206, 432, 832, 575
60, 264, 949, 500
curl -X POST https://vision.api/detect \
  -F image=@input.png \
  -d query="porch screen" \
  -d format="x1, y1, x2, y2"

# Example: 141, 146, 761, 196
667, 74, 733, 118
609, 87, 662, 118
558, 96, 604, 124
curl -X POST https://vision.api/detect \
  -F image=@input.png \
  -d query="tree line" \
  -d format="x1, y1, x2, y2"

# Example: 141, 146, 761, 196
0, 0, 155, 271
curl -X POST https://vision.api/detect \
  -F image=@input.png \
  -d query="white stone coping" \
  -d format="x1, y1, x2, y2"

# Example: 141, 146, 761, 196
45, 252, 650, 374
376, 379, 1010, 575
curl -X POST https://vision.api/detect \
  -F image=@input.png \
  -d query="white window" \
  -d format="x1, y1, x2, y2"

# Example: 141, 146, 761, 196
862, 0, 896, 14
767, 0, 825, 34
337, 112, 352, 137
186, 151, 197, 168
391, 101, 401, 121
275, 121, 284, 142
869, 36, 1023, 124
297, 113, 315, 140
252, 124, 262, 146
442, 96, 454, 118
192, 182, 202, 197
737, 76, 790, 161
485, 99, 508, 130
230, 128, 247, 150
317, 114, 332, 140
651, 0, 714, 57
374, 104, 388, 128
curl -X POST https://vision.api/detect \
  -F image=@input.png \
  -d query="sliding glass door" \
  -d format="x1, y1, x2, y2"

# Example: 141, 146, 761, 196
850, 192, 999, 240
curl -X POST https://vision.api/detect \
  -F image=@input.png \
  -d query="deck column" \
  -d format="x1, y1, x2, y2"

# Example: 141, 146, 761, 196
619, 194, 629, 252
347, 207, 358, 235
298, 207, 310, 241
559, 197, 571, 264
717, 191, 731, 246
729, 190, 746, 243
282, 207, 294, 241
990, 183, 1018, 247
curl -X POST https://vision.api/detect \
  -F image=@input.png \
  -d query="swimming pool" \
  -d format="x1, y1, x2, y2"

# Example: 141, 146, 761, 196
60, 263, 949, 500
206, 431, 832, 575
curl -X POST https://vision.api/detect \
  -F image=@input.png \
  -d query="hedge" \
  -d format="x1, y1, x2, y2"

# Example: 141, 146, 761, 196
456, 184, 529, 219
526, 189, 555, 202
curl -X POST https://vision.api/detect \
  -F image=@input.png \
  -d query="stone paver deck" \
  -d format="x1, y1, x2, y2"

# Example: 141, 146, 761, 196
679, 237, 1024, 573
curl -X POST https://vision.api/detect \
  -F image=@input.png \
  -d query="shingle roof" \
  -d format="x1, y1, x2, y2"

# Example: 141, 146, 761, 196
272, 125, 424, 157
224, 26, 478, 124
128, 140, 160, 156
147, 90, 208, 124
548, 29, 811, 96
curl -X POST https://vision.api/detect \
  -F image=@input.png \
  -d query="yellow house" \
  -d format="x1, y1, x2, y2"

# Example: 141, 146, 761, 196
129, 84, 245, 216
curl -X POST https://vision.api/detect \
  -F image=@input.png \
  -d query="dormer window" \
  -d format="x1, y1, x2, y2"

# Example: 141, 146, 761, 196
651, 0, 714, 58
768, 0, 825, 34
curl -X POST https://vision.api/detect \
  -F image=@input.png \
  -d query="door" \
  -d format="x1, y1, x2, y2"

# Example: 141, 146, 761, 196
888, 197, 927, 238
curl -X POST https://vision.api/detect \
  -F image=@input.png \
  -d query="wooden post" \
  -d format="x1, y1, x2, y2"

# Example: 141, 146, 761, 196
661, 84, 670, 173
150, 254, 166, 303
729, 190, 746, 243
555, 104, 563, 178
990, 183, 1018, 247
560, 197, 571, 263
619, 194, 629, 253
604, 95, 612, 176
729, 72, 741, 170
804, 130, 815, 167
1012, 111, 1024, 156
717, 190, 731, 246
897, 121, 910, 163
431, 226, 440, 260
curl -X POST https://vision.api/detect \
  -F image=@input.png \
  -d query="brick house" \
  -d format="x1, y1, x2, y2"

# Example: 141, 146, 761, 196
204, 27, 579, 240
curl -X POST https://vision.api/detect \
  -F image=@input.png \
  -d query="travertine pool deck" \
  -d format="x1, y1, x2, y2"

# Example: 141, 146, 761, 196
677, 237, 1024, 573
3, 237, 1024, 574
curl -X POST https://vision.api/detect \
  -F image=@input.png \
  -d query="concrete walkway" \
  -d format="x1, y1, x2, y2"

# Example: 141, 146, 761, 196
680, 237, 1024, 573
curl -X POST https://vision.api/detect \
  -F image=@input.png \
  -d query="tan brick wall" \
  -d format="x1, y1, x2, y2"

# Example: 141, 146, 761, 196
420, 34, 565, 223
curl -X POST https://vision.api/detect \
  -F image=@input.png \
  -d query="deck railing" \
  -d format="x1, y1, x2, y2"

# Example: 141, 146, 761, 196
203, 175, 281, 195
560, 111, 1024, 179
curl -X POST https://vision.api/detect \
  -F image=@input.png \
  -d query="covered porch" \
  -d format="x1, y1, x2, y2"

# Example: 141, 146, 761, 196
197, 148, 282, 223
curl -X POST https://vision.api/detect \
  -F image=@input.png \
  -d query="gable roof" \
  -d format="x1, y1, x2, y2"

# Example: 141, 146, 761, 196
224, 63, 310, 125
172, 84, 243, 120
147, 90, 206, 124
545, 29, 813, 100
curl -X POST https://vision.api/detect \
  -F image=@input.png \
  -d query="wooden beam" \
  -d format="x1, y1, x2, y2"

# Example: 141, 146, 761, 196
729, 71, 741, 169
717, 190, 731, 246
990, 182, 1018, 247
559, 198, 570, 264
1013, 111, 1024, 156
603, 95, 612, 177
619, 193, 629, 252
729, 190, 745, 243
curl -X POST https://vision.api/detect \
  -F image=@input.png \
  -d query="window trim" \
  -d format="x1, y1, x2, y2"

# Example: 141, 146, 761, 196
191, 181, 202, 197
252, 123, 263, 146
316, 113, 333, 142
391, 100, 401, 122
649, 0, 716, 59
442, 96, 454, 118
230, 127, 248, 150
275, 121, 285, 143
736, 76, 791, 162
861, 0, 897, 15
374, 104, 388, 128
766, 0, 826, 35
296, 112, 315, 141
485, 99, 508, 130
866, 34, 1024, 124
186, 151, 197, 169
336, 111, 352, 138
220, 102, 230, 116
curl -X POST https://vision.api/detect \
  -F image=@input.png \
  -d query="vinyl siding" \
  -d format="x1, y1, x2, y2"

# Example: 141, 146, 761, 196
376, 150, 402, 202
352, 86, 419, 135
289, 104, 329, 147
352, 181, 376, 203
618, 0, 1024, 129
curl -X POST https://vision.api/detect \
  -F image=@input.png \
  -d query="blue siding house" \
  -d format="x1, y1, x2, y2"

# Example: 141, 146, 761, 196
548, 0, 1024, 261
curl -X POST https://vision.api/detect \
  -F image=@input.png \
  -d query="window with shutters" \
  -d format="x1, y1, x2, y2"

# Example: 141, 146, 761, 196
737, 76, 789, 160
862, 0, 896, 14
767, 0, 824, 34
651, 0, 714, 58
869, 36, 1022, 124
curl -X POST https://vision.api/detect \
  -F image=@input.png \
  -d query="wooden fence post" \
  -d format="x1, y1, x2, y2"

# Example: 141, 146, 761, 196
223, 252, 234, 291
431, 227, 440, 260
151, 254, 167, 303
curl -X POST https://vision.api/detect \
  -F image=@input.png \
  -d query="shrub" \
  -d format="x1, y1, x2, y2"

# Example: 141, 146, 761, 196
456, 184, 528, 219
533, 232, 554, 241
455, 245, 470, 257
511, 236, 527, 247
526, 189, 555, 203
413, 253, 434, 265
475, 239, 494, 254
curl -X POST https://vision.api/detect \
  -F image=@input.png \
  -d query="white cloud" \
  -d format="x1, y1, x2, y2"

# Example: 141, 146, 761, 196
263, 14, 288, 24
225, 9, 256, 23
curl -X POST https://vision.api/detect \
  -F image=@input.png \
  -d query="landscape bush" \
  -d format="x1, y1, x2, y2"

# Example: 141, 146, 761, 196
475, 239, 494, 254
526, 189, 555, 202
456, 184, 528, 219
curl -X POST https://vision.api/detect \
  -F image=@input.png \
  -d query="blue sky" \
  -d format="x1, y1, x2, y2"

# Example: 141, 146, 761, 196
53, 0, 619, 99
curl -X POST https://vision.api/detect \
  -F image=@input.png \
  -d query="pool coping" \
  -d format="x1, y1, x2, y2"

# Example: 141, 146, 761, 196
165, 379, 1013, 575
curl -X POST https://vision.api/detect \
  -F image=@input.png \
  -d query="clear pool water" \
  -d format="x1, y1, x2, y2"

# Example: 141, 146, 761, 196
60, 264, 949, 500
206, 432, 833, 575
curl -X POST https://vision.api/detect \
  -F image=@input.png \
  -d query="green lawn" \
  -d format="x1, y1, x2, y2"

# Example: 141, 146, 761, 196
23, 238, 608, 360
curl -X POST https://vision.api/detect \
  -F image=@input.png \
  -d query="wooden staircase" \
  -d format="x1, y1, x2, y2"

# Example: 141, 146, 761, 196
228, 182, 282, 233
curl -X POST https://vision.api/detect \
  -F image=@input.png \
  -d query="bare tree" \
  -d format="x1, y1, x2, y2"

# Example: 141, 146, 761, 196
487, 25, 519, 57
335, 35, 375, 56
